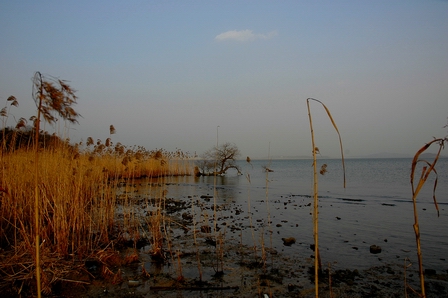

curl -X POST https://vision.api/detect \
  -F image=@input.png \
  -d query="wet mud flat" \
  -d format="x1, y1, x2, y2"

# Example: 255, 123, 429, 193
72, 245, 448, 298
49, 180, 448, 297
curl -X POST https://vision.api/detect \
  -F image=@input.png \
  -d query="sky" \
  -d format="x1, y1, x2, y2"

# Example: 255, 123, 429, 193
1, 0, 447, 159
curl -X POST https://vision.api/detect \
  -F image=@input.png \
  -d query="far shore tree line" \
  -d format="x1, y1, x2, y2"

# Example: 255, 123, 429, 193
1, 113, 243, 179
0, 124, 243, 177
1, 74, 243, 180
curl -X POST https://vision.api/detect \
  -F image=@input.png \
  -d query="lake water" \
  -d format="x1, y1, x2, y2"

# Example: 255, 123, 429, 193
147, 158, 448, 273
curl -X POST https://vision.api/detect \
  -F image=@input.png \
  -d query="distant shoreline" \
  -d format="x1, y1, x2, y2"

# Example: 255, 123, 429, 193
244, 154, 447, 160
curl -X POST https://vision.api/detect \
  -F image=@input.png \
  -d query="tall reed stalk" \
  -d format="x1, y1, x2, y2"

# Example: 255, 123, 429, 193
410, 138, 446, 297
33, 75, 43, 298
1, 96, 19, 153
213, 127, 220, 273
245, 172, 258, 260
264, 143, 274, 269
306, 98, 345, 297
31, 72, 80, 297
192, 197, 203, 281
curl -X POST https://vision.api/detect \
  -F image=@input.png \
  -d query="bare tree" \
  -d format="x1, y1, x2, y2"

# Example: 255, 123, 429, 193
197, 142, 242, 175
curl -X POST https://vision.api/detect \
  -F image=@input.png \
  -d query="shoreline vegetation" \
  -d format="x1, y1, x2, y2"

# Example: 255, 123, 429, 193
1, 76, 197, 296
0, 128, 194, 296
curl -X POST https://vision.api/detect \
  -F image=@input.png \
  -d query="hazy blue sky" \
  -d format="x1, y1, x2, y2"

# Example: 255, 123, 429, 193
1, 0, 447, 158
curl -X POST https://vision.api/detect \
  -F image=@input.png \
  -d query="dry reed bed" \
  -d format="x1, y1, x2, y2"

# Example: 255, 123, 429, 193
0, 144, 192, 295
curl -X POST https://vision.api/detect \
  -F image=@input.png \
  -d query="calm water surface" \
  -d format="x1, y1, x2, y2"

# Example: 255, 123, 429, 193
150, 158, 448, 272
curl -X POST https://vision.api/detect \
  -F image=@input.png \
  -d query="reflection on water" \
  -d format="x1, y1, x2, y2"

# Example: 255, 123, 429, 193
117, 158, 448, 271
117, 175, 240, 203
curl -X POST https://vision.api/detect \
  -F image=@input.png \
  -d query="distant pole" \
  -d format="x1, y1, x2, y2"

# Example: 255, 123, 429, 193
217, 125, 220, 147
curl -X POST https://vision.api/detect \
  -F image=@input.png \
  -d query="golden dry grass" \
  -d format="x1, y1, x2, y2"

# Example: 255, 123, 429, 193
0, 73, 190, 296
0, 140, 193, 295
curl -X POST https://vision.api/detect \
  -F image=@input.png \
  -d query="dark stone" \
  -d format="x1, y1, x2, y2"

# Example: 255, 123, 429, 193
201, 225, 211, 233
181, 212, 193, 220
282, 237, 296, 246
370, 245, 382, 254
205, 237, 216, 246
386, 267, 395, 274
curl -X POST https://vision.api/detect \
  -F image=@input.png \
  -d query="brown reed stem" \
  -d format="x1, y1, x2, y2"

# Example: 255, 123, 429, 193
410, 138, 446, 297
264, 143, 273, 268
192, 197, 202, 281
306, 98, 345, 298
307, 99, 319, 297
245, 173, 258, 260
33, 72, 43, 298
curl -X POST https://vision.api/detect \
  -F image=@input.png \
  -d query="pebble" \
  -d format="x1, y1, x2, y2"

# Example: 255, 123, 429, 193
282, 237, 296, 246
128, 280, 140, 287
370, 245, 382, 254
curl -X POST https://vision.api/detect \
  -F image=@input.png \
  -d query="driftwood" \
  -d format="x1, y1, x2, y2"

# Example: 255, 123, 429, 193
194, 166, 242, 177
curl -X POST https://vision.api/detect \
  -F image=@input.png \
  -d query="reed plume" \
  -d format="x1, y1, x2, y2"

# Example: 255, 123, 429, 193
109, 124, 116, 135
32, 72, 80, 298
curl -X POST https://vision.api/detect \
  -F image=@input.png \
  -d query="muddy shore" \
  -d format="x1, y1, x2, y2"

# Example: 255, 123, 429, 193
47, 185, 448, 298
3, 177, 447, 298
